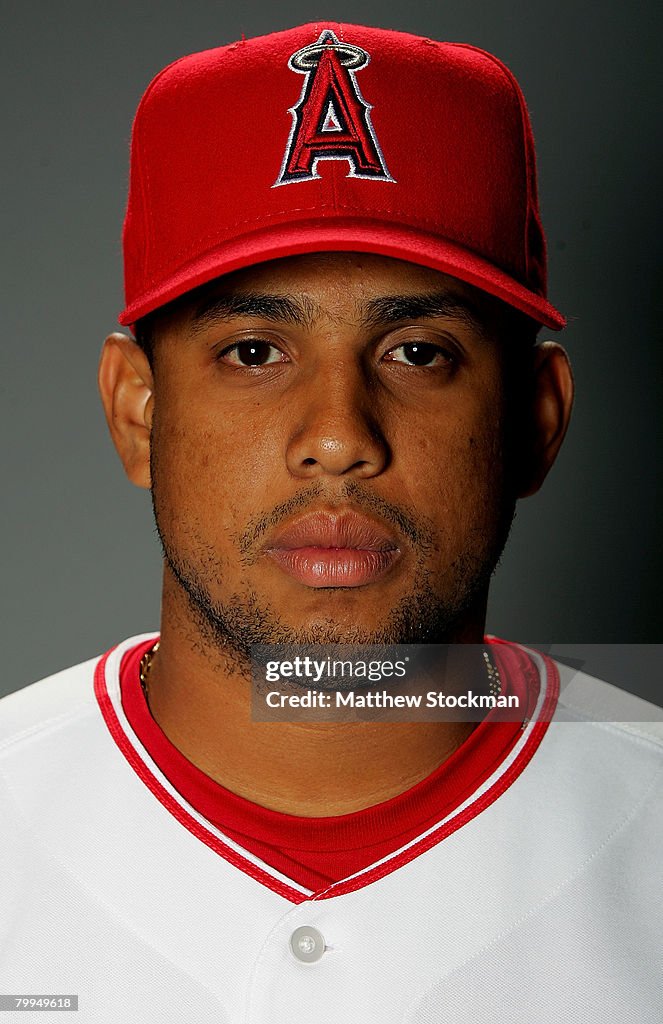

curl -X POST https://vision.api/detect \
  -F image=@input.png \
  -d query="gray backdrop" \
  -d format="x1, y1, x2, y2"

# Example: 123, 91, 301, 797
2, 1, 661, 700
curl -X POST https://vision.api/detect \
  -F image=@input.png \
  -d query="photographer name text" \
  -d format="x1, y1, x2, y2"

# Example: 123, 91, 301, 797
263, 689, 519, 710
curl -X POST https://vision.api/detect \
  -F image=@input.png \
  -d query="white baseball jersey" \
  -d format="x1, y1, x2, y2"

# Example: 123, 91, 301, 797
0, 634, 661, 1022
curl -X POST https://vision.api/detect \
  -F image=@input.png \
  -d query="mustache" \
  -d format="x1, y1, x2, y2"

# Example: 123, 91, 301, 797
238, 480, 434, 562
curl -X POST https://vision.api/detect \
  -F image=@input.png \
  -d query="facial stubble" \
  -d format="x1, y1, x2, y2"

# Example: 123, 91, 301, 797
149, 452, 516, 672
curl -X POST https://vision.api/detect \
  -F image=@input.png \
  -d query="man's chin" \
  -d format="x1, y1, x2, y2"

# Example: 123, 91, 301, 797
263, 622, 402, 647
193, 590, 463, 655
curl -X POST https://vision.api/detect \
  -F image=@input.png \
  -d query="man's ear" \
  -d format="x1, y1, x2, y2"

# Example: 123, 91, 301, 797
98, 333, 154, 489
517, 341, 574, 498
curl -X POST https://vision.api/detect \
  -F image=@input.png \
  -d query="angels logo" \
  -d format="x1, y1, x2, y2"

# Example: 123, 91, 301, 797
275, 30, 395, 186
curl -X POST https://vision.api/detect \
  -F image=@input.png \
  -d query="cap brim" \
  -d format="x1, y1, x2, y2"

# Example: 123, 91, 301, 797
119, 219, 566, 330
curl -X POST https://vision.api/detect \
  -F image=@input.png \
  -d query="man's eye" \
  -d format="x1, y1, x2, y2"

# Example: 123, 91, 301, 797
384, 342, 454, 367
218, 340, 287, 366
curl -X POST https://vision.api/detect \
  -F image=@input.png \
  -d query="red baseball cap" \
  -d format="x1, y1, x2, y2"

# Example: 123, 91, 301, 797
119, 22, 565, 330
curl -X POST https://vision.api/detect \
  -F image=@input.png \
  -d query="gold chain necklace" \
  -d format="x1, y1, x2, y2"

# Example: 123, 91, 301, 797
483, 648, 502, 699
139, 640, 160, 704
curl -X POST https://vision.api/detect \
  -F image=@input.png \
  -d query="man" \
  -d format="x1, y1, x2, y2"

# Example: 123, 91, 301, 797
0, 22, 660, 1024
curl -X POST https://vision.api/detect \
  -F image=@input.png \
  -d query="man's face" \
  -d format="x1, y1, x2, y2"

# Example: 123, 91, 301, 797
146, 253, 521, 652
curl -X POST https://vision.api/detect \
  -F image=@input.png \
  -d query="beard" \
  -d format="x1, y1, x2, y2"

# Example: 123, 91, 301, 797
150, 470, 515, 670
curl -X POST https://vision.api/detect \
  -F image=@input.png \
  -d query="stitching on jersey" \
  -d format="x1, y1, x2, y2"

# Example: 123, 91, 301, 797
0, 700, 97, 756
0, 764, 228, 1010
402, 756, 663, 1020
0, 765, 29, 836
608, 720, 663, 750
554, 703, 663, 753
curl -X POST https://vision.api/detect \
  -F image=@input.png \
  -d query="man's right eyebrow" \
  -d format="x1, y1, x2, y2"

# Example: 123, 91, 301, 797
360, 293, 487, 337
189, 293, 317, 332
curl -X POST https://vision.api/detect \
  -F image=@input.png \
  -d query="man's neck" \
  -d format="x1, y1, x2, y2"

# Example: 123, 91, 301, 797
146, 580, 487, 817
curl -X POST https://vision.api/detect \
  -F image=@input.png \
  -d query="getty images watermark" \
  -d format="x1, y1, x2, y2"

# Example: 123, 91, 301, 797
251, 644, 663, 723
251, 644, 523, 723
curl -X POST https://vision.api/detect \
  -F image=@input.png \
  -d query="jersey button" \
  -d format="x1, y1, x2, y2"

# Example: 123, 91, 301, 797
290, 925, 326, 963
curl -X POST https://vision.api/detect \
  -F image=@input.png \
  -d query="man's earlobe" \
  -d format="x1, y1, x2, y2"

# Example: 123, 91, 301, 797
98, 333, 154, 489
517, 341, 574, 498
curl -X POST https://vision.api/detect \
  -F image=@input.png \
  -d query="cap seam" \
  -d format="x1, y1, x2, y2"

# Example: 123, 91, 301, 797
135, 205, 523, 289
447, 43, 532, 283
131, 42, 248, 283
129, 53, 199, 283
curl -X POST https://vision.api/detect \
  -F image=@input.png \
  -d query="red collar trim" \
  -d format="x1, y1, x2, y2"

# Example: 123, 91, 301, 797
94, 636, 559, 904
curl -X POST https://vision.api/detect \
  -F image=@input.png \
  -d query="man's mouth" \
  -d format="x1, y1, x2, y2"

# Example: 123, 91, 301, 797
263, 510, 402, 588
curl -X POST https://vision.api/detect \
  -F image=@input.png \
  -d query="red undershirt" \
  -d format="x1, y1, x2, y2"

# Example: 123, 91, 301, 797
120, 638, 539, 892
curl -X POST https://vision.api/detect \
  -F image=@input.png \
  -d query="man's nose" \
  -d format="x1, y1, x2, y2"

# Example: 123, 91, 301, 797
285, 362, 390, 479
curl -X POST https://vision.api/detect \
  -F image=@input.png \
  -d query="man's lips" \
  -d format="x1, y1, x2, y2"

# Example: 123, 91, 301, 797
263, 511, 402, 588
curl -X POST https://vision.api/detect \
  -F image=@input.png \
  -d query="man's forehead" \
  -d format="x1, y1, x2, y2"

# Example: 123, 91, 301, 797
163, 253, 498, 336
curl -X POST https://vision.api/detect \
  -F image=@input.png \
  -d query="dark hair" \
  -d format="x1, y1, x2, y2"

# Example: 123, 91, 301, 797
133, 313, 157, 364
132, 281, 208, 364
499, 307, 540, 377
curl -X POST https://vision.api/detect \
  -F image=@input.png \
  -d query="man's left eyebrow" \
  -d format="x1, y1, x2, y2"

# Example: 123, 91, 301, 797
189, 292, 317, 332
361, 293, 487, 336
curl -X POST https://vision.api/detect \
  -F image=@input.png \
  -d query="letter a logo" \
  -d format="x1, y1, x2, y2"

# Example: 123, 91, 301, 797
275, 30, 395, 186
